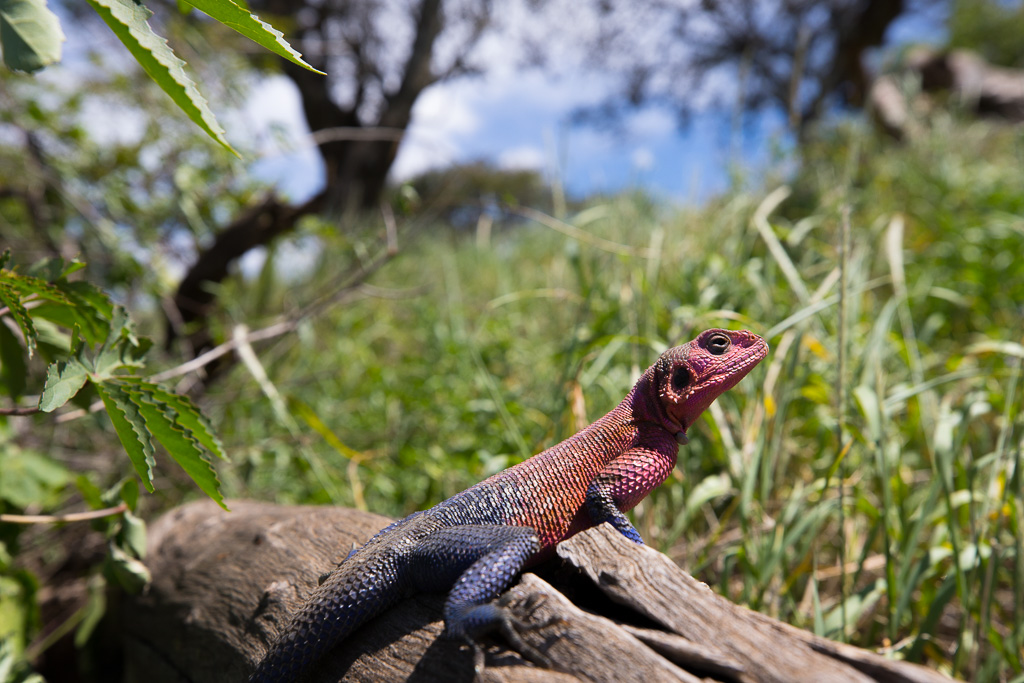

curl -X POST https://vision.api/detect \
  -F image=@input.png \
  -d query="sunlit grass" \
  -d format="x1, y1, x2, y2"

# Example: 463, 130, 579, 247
213, 120, 1024, 680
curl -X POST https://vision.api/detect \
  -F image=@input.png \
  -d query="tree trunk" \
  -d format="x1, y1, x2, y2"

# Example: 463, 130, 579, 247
167, 0, 448, 359
120, 500, 956, 683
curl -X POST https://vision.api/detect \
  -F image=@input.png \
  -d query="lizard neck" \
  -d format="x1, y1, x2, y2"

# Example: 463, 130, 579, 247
559, 376, 674, 467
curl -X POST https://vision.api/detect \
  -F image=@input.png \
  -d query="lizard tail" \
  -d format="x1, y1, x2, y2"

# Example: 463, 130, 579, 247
249, 554, 405, 683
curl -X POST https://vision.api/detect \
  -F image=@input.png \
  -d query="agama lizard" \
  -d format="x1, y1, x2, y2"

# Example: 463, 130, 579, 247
249, 328, 768, 682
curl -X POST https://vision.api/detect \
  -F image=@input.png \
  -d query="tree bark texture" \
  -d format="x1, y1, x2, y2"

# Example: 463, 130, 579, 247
121, 500, 956, 683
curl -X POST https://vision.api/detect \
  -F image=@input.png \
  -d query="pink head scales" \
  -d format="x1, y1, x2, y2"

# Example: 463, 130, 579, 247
638, 329, 768, 444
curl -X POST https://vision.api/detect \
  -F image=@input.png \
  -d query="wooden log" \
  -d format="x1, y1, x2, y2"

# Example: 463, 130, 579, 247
122, 500, 955, 683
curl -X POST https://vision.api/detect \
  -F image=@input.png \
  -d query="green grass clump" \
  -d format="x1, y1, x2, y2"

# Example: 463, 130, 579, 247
209, 118, 1023, 680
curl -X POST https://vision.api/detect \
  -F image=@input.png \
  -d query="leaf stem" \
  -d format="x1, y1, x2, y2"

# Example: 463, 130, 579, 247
0, 405, 39, 415
0, 503, 127, 524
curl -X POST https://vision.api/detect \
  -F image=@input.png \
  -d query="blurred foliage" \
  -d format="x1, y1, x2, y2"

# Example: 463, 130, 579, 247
0, 0, 319, 151
0, 66, 258, 293
948, 0, 1024, 68
0, 249, 229, 678
395, 161, 556, 231
0, 54, 250, 682
2, 5, 1024, 683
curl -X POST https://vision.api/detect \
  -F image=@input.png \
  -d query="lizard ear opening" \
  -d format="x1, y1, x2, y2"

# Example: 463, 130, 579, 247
670, 365, 691, 393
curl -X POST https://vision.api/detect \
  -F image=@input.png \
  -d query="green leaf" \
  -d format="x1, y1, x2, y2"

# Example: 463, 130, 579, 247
0, 574, 39, 659
85, 0, 237, 155
94, 381, 156, 493
33, 280, 115, 344
120, 477, 139, 511
107, 305, 136, 345
0, 320, 27, 400
180, 0, 323, 74
26, 255, 84, 281
105, 544, 150, 594
0, 269, 71, 304
75, 475, 105, 510
93, 307, 152, 378
56, 280, 114, 319
119, 510, 147, 559
0, 281, 36, 357
38, 357, 88, 412
119, 380, 226, 508
0, 0, 64, 72
124, 378, 226, 461
0, 449, 69, 508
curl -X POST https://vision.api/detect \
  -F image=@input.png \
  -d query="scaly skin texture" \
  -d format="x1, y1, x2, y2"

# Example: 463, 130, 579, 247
250, 328, 768, 682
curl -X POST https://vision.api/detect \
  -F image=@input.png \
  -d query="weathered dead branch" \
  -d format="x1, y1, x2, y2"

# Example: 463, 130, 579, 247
121, 501, 954, 683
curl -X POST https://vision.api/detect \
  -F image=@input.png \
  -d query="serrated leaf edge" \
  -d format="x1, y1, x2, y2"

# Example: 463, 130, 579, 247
120, 376, 226, 460
0, 269, 73, 304
85, 0, 237, 155
38, 357, 89, 411
95, 380, 157, 492
116, 379, 227, 509
181, 0, 324, 74
0, 279, 38, 356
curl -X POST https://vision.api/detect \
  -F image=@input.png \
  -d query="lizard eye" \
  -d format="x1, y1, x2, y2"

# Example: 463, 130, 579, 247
671, 365, 691, 392
707, 333, 731, 356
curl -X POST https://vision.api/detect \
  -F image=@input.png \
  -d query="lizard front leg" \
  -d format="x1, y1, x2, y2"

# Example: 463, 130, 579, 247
585, 442, 678, 545
585, 479, 645, 543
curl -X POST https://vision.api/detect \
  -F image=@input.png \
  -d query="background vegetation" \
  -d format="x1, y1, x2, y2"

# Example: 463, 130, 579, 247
1, 1, 1023, 682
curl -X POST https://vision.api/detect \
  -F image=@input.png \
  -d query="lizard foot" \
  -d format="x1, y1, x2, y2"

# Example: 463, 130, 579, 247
451, 599, 559, 676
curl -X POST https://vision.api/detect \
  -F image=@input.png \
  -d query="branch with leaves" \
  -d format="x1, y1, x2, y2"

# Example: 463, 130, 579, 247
0, 0, 323, 153
0, 250, 228, 508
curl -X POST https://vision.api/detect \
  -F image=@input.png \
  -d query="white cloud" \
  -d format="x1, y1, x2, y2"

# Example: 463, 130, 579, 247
238, 76, 322, 201
498, 145, 546, 171
390, 85, 479, 180
409, 84, 481, 137
628, 108, 675, 137
242, 76, 308, 139
631, 147, 655, 171
477, 68, 610, 113
78, 98, 146, 146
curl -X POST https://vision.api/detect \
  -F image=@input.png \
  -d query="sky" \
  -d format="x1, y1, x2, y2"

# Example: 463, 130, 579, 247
245, 65, 788, 207
19, 2, 948, 285
243, 5, 947, 207
46, 2, 947, 209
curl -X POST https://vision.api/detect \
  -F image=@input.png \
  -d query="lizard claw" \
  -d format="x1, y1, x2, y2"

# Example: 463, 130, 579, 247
455, 598, 558, 676
497, 615, 553, 669
469, 638, 486, 678
496, 593, 561, 668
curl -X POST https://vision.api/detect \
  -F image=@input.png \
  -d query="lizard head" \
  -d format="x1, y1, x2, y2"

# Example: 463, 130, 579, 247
647, 328, 768, 444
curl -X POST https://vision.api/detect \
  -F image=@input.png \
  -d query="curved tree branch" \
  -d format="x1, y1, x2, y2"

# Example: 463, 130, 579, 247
168, 191, 324, 354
